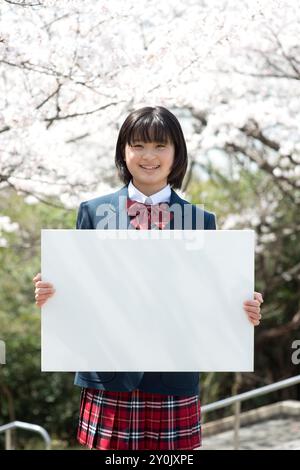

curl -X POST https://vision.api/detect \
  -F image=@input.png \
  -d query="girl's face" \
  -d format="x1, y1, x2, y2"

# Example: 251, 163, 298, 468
124, 139, 175, 194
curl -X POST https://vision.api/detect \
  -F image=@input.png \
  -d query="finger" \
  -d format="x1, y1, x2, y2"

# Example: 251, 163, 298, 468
244, 300, 260, 307
251, 312, 262, 319
33, 272, 41, 280
35, 291, 55, 299
244, 305, 260, 314
35, 293, 55, 300
36, 296, 50, 304
36, 281, 54, 288
248, 316, 260, 326
254, 292, 264, 303
35, 293, 54, 301
247, 312, 262, 320
35, 287, 55, 294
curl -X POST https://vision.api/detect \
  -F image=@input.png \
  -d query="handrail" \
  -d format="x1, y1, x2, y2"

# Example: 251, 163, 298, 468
1, 376, 299, 450
0, 421, 51, 450
201, 375, 300, 450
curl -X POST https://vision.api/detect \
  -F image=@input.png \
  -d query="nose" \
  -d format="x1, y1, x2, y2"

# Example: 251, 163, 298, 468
141, 148, 159, 160
144, 148, 155, 156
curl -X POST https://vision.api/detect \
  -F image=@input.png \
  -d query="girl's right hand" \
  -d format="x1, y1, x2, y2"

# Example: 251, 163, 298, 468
33, 272, 56, 308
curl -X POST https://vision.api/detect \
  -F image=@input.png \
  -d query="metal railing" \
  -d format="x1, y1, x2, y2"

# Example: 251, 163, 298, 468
201, 374, 300, 450
1, 376, 299, 450
0, 421, 51, 450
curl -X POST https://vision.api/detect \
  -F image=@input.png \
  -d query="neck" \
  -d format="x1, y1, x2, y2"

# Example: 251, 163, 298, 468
131, 179, 168, 196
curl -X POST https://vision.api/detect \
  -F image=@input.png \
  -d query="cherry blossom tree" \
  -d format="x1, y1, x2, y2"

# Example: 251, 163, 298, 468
1, 0, 298, 208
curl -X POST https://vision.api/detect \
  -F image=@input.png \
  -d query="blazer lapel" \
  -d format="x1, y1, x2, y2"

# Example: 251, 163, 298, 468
163, 189, 185, 230
109, 184, 134, 230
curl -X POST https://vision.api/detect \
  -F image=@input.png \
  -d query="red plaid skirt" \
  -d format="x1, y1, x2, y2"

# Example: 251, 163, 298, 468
77, 388, 202, 450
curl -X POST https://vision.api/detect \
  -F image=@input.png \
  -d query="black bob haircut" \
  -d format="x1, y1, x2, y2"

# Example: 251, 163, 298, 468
115, 106, 188, 190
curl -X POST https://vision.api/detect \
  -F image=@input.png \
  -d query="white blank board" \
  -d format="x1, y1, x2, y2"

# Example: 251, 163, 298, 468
41, 229, 254, 372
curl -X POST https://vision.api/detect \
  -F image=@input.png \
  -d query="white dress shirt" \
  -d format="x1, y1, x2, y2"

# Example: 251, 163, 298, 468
128, 179, 171, 205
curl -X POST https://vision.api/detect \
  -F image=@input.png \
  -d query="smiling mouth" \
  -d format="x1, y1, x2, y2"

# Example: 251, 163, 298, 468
139, 165, 160, 170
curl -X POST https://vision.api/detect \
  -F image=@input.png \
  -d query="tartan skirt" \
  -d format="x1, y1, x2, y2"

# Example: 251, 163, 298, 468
77, 387, 202, 450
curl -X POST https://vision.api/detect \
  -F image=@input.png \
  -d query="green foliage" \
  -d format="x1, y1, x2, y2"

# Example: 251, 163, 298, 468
0, 190, 80, 448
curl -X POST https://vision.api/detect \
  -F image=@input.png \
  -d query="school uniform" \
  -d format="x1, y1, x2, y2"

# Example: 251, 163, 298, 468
76, 180, 216, 450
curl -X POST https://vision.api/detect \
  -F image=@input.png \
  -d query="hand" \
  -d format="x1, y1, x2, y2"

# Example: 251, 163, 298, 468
243, 291, 263, 326
33, 272, 55, 308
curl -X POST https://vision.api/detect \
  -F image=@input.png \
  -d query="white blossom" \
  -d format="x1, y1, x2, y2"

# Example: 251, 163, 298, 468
0, 0, 298, 205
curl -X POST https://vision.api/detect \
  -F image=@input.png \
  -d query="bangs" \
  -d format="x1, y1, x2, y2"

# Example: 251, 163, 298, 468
127, 116, 173, 145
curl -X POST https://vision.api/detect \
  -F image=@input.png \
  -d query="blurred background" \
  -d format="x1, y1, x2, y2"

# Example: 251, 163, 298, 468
0, 0, 299, 450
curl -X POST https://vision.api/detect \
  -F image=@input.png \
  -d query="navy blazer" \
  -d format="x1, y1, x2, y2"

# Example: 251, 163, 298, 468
74, 184, 216, 396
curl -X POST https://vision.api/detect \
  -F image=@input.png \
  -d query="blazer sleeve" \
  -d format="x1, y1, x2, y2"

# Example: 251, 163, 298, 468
76, 202, 94, 229
207, 213, 217, 230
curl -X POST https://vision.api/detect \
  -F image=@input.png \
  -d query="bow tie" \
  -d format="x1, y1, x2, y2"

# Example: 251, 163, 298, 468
126, 197, 173, 230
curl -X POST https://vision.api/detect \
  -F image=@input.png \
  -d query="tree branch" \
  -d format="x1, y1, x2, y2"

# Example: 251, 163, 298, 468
256, 310, 300, 344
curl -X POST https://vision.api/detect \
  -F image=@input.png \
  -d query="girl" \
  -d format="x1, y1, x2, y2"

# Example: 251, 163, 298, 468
33, 106, 263, 450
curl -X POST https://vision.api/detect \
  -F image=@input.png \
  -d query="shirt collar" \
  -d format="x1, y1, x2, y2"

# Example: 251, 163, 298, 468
128, 179, 171, 205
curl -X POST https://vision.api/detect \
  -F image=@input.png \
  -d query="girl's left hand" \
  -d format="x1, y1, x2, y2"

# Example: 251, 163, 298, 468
243, 291, 263, 326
